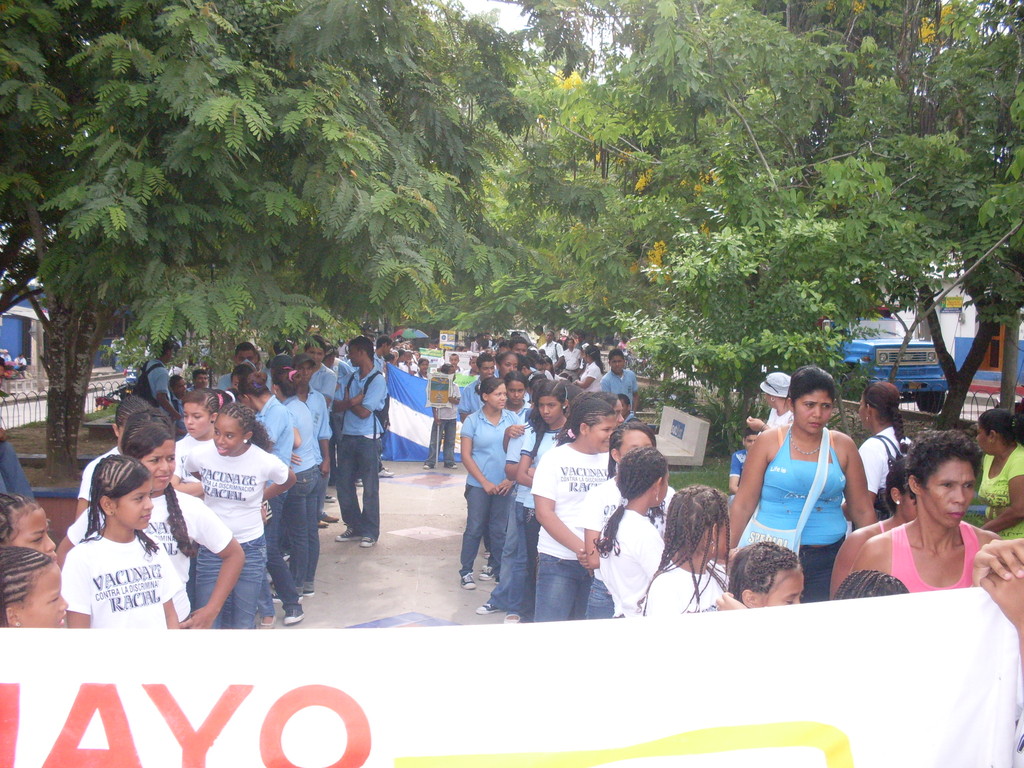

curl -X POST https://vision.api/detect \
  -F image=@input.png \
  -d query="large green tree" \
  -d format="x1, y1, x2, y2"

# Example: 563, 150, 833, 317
1, 0, 528, 480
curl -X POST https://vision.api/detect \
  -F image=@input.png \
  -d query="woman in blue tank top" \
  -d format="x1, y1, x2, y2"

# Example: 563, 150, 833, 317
730, 366, 876, 602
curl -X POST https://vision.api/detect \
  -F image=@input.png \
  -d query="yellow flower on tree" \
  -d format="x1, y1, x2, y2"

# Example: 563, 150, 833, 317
634, 169, 653, 193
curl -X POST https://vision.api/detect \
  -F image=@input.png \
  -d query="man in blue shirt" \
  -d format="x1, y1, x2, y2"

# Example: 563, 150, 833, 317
333, 336, 388, 547
216, 341, 262, 390
374, 336, 392, 373
600, 348, 640, 412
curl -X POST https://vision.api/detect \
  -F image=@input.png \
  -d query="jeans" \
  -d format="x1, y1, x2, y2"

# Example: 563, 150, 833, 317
309, 472, 328, 581
0, 441, 33, 498
426, 418, 456, 467
263, 494, 300, 613
459, 484, 510, 578
534, 552, 592, 622
487, 500, 528, 613
799, 538, 844, 603
338, 434, 380, 540
283, 467, 321, 589
585, 577, 615, 620
195, 536, 267, 629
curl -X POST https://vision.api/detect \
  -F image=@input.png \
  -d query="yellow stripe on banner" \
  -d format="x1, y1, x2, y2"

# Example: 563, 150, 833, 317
396, 721, 854, 768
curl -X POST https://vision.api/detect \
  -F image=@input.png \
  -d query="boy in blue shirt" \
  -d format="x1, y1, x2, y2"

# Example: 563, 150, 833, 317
333, 336, 388, 547
729, 427, 759, 496
601, 348, 640, 412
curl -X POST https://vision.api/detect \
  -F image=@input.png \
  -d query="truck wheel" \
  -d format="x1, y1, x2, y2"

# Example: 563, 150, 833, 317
914, 392, 945, 414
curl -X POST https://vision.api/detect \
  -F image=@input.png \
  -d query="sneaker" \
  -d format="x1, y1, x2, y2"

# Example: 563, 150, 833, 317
302, 583, 315, 597
355, 478, 363, 487
283, 606, 305, 626
478, 566, 495, 581
423, 463, 434, 470
460, 574, 476, 590
323, 496, 336, 504
259, 615, 276, 629
504, 613, 521, 624
476, 603, 501, 615
335, 527, 359, 542
359, 537, 376, 548
273, 592, 303, 604
444, 462, 457, 469
379, 467, 395, 478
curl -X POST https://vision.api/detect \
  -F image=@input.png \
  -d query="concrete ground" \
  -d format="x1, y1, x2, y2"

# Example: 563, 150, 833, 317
283, 460, 502, 629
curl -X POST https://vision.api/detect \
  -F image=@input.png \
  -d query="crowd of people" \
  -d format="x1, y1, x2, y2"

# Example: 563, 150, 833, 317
4, 330, 1024, 642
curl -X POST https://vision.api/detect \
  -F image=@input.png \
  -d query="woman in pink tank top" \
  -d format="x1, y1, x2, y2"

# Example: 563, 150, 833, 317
852, 430, 997, 593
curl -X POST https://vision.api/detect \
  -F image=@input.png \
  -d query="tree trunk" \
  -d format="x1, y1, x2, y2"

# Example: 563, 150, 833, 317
927, 309, 999, 428
1001, 319, 1020, 410
42, 297, 111, 483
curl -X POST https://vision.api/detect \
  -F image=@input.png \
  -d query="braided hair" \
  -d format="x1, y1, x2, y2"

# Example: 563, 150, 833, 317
218, 402, 273, 453
728, 541, 800, 604
115, 395, 158, 429
557, 392, 615, 446
834, 569, 909, 600
121, 420, 197, 558
0, 493, 38, 545
181, 387, 222, 414
863, 381, 907, 448
596, 447, 667, 557
882, 456, 909, 517
643, 485, 730, 613
84, 455, 159, 556
0, 546, 55, 627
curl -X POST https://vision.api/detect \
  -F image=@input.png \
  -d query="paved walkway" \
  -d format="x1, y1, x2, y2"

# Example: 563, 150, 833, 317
286, 461, 501, 630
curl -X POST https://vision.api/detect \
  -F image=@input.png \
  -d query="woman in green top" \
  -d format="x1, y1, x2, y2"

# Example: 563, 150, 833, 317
976, 408, 1024, 539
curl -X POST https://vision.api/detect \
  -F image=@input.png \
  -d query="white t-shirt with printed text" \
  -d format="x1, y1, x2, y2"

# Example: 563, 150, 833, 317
181, 442, 289, 543
61, 537, 181, 629
531, 444, 608, 560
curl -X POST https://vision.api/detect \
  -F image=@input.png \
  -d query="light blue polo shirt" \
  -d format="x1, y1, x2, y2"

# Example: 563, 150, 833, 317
458, 377, 481, 417
506, 431, 530, 506
256, 396, 295, 466
144, 360, 170, 397
462, 409, 517, 487
338, 369, 387, 437
309, 364, 338, 405
601, 369, 639, 401
304, 390, 332, 447
283, 397, 320, 471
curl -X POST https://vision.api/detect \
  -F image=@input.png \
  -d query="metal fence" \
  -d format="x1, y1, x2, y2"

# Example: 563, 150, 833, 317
0, 380, 122, 431
896, 390, 1003, 422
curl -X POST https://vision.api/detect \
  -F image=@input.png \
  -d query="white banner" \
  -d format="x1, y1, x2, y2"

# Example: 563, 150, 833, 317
1, 589, 1020, 767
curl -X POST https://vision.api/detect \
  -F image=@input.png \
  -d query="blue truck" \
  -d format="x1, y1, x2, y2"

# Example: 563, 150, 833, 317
841, 333, 947, 413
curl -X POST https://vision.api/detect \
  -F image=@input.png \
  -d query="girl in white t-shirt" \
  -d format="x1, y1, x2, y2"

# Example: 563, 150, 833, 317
582, 421, 667, 620
595, 447, 669, 618
62, 455, 181, 629
643, 485, 731, 617
173, 388, 226, 497
181, 403, 295, 629
532, 393, 617, 621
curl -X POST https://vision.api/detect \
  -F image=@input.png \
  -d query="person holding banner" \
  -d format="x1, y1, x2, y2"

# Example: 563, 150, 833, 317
852, 430, 997, 592
730, 365, 875, 603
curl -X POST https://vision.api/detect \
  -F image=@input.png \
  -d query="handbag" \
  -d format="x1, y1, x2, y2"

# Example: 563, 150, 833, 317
738, 428, 831, 552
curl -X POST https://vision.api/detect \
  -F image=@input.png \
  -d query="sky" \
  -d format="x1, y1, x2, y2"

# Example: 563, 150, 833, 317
458, 0, 528, 32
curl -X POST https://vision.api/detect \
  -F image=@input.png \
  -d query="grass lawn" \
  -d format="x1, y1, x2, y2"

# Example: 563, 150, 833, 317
670, 455, 730, 494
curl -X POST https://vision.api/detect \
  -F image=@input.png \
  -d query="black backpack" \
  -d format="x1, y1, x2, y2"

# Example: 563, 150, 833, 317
870, 434, 901, 520
133, 360, 165, 406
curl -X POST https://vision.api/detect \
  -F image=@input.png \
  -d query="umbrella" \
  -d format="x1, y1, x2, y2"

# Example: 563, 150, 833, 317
401, 328, 429, 340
